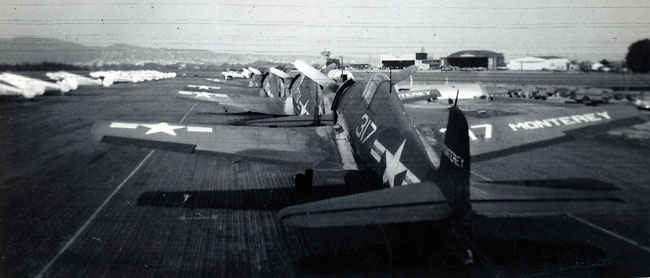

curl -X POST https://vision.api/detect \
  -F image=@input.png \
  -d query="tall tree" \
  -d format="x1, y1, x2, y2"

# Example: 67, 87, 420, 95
626, 39, 650, 73
599, 59, 611, 67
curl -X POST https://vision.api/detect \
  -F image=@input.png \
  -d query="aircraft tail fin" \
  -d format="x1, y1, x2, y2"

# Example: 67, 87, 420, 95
438, 106, 472, 217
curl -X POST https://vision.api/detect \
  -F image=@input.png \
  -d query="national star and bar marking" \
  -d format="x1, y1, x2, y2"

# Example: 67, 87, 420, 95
187, 84, 221, 90
298, 99, 310, 116
110, 122, 214, 136
370, 139, 420, 187
141, 123, 184, 136
178, 90, 228, 100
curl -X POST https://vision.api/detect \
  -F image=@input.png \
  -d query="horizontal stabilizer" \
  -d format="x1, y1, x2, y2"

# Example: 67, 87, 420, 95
278, 182, 450, 227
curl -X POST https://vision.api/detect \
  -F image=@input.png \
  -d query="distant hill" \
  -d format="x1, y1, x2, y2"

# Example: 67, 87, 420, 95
0, 37, 321, 66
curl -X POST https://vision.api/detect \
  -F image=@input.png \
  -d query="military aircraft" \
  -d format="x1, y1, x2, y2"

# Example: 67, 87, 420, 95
259, 67, 293, 98
45, 71, 102, 88
222, 68, 251, 80
89, 70, 175, 86
177, 63, 324, 117
178, 62, 437, 120
0, 82, 27, 97
93, 60, 641, 264
0, 72, 75, 97
396, 75, 488, 103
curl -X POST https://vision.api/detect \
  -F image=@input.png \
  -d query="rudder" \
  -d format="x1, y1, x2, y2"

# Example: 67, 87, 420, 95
438, 106, 471, 218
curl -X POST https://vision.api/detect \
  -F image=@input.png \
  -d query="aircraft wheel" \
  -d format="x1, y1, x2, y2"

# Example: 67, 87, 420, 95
294, 169, 313, 194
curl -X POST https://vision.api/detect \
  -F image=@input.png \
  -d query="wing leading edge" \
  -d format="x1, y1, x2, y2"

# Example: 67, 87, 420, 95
92, 121, 356, 169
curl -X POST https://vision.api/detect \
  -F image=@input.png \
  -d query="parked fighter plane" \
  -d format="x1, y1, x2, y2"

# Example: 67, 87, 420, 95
89, 70, 175, 86
178, 62, 433, 119
0, 72, 75, 97
178, 64, 316, 116
0, 82, 26, 97
93, 60, 639, 264
396, 75, 488, 102
222, 68, 251, 80
260, 67, 293, 98
45, 71, 102, 88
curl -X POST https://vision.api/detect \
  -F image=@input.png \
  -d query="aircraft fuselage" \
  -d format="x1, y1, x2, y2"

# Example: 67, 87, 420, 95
335, 73, 442, 188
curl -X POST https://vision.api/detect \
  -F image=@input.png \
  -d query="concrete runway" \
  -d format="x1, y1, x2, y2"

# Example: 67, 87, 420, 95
1, 77, 649, 277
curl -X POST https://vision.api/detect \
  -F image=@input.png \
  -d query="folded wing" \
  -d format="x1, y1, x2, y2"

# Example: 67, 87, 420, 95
177, 90, 294, 115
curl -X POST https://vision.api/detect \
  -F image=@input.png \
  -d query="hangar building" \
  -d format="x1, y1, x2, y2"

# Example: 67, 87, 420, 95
380, 52, 432, 69
444, 50, 505, 70
507, 56, 570, 71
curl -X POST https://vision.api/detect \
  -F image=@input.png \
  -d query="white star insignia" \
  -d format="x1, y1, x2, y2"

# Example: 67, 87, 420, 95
298, 100, 310, 116
382, 139, 409, 187
194, 92, 215, 99
141, 122, 184, 136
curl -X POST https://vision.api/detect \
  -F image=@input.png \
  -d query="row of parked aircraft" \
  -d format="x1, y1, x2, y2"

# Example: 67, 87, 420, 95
221, 67, 262, 80
0, 70, 176, 99
180, 62, 489, 119
90, 70, 176, 85
94, 60, 644, 265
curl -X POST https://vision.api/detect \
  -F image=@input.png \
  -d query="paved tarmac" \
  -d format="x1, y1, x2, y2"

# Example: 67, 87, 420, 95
353, 70, 650, 89
1, 77, 649, 277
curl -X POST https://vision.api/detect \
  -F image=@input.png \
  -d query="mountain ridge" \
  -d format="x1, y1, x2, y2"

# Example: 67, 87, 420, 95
0, 37, 323, 66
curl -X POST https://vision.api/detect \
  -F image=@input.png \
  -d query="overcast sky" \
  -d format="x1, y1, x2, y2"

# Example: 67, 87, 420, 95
1, 0, 649, 62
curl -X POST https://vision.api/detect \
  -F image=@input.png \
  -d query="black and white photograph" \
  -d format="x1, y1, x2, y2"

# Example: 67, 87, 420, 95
1, 0, 649, 277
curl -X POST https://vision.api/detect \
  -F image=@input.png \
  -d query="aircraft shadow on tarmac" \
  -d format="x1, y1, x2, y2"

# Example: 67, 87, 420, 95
136, 177, 618, 211
137, 183, 378, 210
293, 236, 606, 276
136, 179, 613, 276
0, 95, 41, 103
289, 216, 610, 276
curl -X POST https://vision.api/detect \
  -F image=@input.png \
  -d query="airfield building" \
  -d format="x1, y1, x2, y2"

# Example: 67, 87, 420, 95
444, 50, 506, 70
507, 56, 570, 71
380, 52, 431, 69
